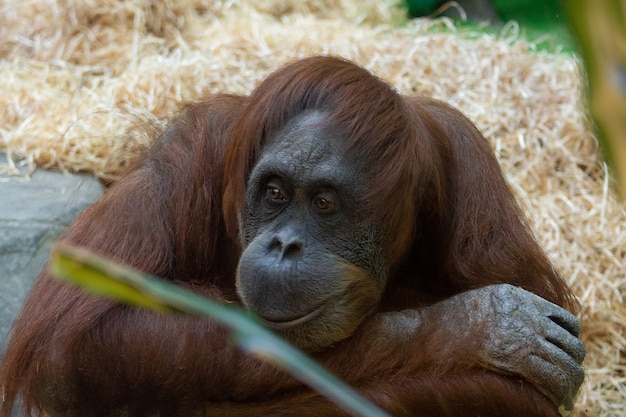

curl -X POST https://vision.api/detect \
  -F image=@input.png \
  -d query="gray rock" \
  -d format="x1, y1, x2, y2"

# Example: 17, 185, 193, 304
0, 153, 104, 358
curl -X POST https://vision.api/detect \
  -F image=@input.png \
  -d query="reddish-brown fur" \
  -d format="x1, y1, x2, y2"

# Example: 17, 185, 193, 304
0, 56, 577, 417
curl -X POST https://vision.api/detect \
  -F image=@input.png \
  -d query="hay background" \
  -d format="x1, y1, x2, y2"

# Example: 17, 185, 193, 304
1, 0, 624, 415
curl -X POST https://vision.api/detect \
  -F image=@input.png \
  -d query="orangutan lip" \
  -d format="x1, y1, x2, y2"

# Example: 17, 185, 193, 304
259, 303, 327, 330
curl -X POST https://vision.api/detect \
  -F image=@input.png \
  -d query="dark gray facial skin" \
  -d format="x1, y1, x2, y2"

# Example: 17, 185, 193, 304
236, 111, 388, 351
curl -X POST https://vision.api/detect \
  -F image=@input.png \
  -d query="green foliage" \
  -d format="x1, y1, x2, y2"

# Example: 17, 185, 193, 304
405, 0, 574, 51
49, 243, 391, 417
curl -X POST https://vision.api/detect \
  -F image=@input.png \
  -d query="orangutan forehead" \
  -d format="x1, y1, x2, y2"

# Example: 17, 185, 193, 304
252, 116, 361, 189
261, 111, 345, 166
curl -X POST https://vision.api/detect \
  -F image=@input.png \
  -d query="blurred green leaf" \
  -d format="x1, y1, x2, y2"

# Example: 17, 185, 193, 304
563, 0, 626, 199
50, 243, 391, 417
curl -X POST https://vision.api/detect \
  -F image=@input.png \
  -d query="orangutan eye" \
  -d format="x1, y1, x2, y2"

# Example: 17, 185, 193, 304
267, 186, 284, 200
313, 194, 336, 212
264, 180, 288, 207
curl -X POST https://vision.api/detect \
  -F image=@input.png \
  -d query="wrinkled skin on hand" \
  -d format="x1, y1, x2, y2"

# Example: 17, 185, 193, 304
377, 284, 585, 416
470, 284, 585, 416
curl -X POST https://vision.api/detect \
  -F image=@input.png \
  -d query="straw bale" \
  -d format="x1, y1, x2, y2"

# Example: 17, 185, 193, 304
1, 0, 624, 415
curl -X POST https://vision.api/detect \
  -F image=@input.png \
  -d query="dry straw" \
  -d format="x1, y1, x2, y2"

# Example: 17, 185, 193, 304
1, 0, 624, 415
